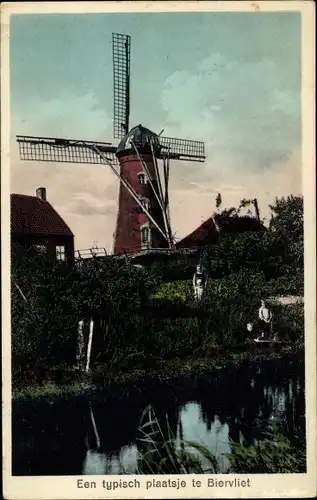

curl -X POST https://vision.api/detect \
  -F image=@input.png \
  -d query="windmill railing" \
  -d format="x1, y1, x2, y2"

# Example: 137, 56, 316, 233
75, 245, 200, 262
76, 247, 108, 260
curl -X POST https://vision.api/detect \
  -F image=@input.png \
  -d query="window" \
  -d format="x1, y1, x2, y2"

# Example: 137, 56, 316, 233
140, 225, 151, 248
138, 197, 150, 213
56, 245, 66, 261
137, 172, 148, 185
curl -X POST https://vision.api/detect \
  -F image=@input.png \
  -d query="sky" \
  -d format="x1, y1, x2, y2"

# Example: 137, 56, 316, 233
10, 11, 302, 251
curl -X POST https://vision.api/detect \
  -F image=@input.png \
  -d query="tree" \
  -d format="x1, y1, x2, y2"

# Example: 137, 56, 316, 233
269, 195, 303, 241
238, 198, 256, 217
203, 195, 303, 282
215, 193, 222, 209
268, 195, 304, 273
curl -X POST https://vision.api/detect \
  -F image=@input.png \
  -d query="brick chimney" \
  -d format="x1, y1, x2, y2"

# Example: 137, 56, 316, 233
36, 187, 46, 201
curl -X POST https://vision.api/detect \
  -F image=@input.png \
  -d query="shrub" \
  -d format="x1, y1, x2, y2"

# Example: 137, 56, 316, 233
11, 237, 304, 377
11, 245, 158, 374
151, 280, 193, 303
228, 434, 306, 473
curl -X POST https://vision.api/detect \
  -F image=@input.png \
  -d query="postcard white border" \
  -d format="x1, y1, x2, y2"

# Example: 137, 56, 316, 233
1, 1, 316, 499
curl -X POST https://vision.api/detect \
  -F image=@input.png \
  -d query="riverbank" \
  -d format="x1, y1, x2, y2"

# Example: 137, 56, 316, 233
12, 342, 304, 401
12, 349, 306, 476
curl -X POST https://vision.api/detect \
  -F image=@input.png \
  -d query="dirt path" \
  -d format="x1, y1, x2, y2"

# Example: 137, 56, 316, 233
269, 296, 304, 305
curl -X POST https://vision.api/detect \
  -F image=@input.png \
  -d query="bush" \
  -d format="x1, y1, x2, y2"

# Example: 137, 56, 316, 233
11, 246, 78, 371
200, 270, 269, 345
11, 244, 158, 375
271, 303, 304, 343
11, 233, 304, 378
229, 434, 306, 473
152, 280, 193, 303
268, 274, 304, 296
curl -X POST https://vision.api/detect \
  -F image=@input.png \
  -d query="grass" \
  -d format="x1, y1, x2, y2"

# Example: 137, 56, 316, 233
12, 379, 87, 401
12, 267, 304, 388
11, 270, 304, 401
228, 435, 306, 474
12, 343, 304, 401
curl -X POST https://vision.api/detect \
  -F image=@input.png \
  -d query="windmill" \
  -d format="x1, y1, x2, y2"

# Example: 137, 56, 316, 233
16, 33, 206, 255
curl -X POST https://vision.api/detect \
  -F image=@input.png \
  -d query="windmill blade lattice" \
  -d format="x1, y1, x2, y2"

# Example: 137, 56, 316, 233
158, 136, 205, 162
17, 136, 118, 165
112, 33, 131, 139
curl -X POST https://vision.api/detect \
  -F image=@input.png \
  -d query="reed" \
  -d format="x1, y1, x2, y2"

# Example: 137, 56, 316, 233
136, 405, 219, 474
135, 405, 306, 474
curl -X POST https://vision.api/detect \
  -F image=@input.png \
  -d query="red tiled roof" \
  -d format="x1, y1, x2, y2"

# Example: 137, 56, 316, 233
176, 215, 265, 249
176, 217, 219, 249
11, 194, 74, 237
214, 214, 266, 233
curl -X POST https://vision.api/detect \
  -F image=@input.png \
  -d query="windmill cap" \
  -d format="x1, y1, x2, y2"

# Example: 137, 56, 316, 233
116, 124, 160, 155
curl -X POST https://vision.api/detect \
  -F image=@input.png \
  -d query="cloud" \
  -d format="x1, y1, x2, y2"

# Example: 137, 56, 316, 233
169, 148, 302, 239
66, 193, 117, 217
9, 22, 301, 251
161, 53, 300, 174
10, 139, 119, 251
10, 134, 302, 251
12, 92, 113, 142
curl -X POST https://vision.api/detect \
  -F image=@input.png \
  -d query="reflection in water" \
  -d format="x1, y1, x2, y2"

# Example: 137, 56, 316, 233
83, 446, 138, 475
12, 357, 305, 475
88, 402, 100, 449
176, 403, 232, 472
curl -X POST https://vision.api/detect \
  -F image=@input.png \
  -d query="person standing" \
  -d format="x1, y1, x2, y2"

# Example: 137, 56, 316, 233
193, 265, 206, 301
258, 300, 273, 338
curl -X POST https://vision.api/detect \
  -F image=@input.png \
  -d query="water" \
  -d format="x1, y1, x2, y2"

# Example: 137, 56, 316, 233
12, 356, 305, 475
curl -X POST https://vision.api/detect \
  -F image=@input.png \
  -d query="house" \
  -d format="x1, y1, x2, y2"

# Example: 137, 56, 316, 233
176, 214, 265, 249
11, 187, 75, 262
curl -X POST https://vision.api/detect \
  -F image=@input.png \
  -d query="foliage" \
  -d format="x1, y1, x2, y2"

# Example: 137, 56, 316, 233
136, 405, 219, 474
11, 244, 157, 374
148, 256, 196, 282
228, 434, 306, 473
201, 271, 266, 345
11, 194, 304, 376
136, 405, 306, 474
215, 192, 222, 209
151, 280, 193, 303
151, 271, 303, 348
215, 195, 256, 218
267, 274, 304, 296
204, 231, 267, 277
205, 194, 304, 281
11, 244, 79, 368
270, 303, 304, 343
268, 195, 304, 274
269, 195, 303, 240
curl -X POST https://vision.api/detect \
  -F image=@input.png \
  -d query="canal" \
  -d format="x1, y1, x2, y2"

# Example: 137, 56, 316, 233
12, 355, 305, 475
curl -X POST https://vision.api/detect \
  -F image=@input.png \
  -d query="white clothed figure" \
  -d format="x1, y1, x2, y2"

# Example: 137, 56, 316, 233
258, 300, 273, 323
193, 265, 205, 301
258, 300, 273, 338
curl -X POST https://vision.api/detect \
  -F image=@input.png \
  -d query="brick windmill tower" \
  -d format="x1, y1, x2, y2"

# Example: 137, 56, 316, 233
17, 33, 206, 255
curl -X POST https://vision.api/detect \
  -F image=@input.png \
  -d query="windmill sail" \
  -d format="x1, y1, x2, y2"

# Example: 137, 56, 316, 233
16, 134, 205, 164
17, 135, 118, 165
112, 33, 131, 139
15, 30, 206, 257
159, 136, 205, 162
